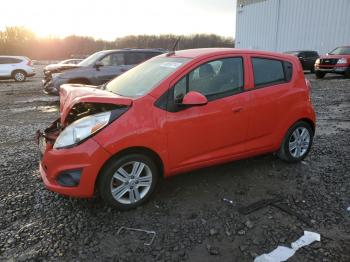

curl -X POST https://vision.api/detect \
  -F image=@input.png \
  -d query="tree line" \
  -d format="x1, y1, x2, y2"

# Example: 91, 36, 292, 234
0, 26, 234, 60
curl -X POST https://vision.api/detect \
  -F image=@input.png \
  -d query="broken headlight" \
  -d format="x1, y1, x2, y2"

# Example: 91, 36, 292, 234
53, 111, 111, 149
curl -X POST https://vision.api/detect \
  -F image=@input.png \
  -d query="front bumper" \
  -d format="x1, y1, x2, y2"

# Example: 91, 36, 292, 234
315, 65, 349, 73
42, 77, 66, 95
38, 125, 111, 198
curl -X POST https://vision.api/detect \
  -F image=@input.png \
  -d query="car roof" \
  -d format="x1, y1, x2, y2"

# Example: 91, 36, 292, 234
100, 49, 165, 54
284, 50, 318, 53
161, 48, 296, 60
0, 55, 28, 60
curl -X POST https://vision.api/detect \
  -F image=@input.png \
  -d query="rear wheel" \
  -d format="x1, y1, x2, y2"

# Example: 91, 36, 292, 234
98, 153, 158, 210
12, 70, 26, 82
277, 121, 313, 163
315, 71, 326, 79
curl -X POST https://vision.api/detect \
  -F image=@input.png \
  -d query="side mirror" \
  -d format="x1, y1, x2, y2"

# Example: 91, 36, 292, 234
94, 61, 104, 69
181, 91, 208, 106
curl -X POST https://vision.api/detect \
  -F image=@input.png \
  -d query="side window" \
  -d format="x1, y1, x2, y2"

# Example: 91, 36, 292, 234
100, 53, 125, 66
125, 53, 146, 65
144, 52, 161, 60
173, 57, 244, 102
252, 58, 286, 87
0, 58, 6, 64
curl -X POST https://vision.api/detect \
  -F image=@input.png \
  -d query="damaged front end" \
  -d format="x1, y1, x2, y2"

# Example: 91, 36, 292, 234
37, 102, 129, 154
42, 65, 79, 95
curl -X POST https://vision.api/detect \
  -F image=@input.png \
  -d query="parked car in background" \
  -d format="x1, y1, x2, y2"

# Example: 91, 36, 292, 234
314, 46, 350, 79
37, 48, 316, 209
0, 56, 35, 82
42, 49, 165, 95
284, 50, 319, 72
43, 59, 83, 74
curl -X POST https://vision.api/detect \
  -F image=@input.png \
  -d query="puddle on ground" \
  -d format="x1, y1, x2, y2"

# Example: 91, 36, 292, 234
10, 106, 58, 113
15, 96, 59, 104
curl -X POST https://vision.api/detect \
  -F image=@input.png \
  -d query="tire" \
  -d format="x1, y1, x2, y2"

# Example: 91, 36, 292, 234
98, 153, 158, 210
12, 70, 26, 82
344, 68, 350, 78
315, 71, 326, 79
277, 121, 314, 163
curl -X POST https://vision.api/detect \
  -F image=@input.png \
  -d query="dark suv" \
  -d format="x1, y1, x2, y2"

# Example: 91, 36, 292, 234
43, 49, 165, 95
314, 46, 350, 79
284, 51, 319, 72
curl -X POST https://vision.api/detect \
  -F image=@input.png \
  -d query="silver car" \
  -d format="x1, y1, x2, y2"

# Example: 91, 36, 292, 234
43, 49, 165, 95
0, 56, 35, 82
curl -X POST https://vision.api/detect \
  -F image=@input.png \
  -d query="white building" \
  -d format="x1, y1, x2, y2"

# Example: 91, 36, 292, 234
235, 0, 350, 54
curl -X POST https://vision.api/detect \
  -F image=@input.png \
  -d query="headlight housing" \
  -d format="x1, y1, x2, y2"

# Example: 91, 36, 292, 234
336, 58, 347, 64
54, 111, 111, 149
315, 58, 320, 65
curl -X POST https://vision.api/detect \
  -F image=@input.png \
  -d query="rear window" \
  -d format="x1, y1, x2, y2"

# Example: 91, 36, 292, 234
252, 58, 285, 87
0, 57, 22, 64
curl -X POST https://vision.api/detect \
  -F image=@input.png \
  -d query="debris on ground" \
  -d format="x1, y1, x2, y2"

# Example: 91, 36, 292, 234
117, 226, 156, 246
254, 231, 321, 262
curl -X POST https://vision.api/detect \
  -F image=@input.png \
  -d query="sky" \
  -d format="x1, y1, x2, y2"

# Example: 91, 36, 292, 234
0, 0, 236, 40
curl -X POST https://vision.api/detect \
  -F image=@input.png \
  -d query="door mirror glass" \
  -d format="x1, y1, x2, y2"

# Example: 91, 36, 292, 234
95, 61, 104, 68
181, 91, 208, 106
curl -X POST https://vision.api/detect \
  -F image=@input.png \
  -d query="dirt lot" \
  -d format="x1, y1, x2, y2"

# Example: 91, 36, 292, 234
0, 66, 349, 261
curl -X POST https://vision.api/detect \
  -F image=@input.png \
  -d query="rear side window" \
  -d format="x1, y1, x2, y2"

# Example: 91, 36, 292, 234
125, 53, 146, 65
0, 57, 22, 64
252, 58, 292, 87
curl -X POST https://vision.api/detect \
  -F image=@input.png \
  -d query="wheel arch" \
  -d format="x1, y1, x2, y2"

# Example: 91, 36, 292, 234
11, 69, 27, 77
95, 146, 165, 191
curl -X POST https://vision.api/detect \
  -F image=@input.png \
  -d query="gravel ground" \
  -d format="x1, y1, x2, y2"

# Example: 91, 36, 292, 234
0, 66, 349, 261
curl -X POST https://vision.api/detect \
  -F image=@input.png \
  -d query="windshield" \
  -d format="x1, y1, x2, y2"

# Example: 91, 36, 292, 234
78, 51, 108, 67
106, 57, 191, 97
329, 47, 350, 55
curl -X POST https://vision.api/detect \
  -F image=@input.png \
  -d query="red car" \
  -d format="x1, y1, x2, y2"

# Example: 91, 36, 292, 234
314, 46, 350, 79
38, 48, 316, 209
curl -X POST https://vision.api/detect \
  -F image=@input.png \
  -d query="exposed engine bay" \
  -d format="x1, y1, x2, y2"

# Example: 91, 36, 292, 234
65, 102, 123, 125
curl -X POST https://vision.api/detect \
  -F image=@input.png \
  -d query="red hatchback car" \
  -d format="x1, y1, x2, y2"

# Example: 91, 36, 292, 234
38, 48, 316, 209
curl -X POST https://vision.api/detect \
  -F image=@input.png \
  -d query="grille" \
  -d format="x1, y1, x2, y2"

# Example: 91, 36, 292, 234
320, 58, 338, 65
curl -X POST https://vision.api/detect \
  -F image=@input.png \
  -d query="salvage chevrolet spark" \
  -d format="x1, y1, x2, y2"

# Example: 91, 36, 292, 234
37, 48, 316, 209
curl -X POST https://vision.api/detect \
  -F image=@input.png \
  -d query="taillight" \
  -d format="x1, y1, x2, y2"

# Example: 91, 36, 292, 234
305, 79, 312, 102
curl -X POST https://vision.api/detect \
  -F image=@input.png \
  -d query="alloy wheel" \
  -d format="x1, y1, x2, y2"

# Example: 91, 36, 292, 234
110, 161, 153, 205
15, 72, 25, 82
288, 127, 310, 158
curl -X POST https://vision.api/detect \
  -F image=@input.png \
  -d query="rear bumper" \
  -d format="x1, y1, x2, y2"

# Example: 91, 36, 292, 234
39, 135, 111, 198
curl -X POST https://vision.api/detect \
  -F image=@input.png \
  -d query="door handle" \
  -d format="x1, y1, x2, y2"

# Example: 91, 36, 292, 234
232, 107, 243, 113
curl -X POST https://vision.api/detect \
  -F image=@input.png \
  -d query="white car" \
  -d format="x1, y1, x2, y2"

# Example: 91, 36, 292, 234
43, 59, 83, 74
0, 56, 36, 82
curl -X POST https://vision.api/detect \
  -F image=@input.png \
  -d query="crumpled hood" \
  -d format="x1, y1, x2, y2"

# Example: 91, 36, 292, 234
59, 84, 133, 125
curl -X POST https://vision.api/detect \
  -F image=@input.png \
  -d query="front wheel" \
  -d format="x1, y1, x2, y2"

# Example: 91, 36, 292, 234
315, 71, 326, 79
277, 121, 314, 163
98, 153, 158, 210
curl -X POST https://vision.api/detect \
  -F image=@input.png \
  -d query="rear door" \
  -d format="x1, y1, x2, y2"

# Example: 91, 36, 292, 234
165, 56, 250, 169
0, 57, 15, 76
245, 56, 293, 151
124, 52, 161, 71
95, 52, 125, 84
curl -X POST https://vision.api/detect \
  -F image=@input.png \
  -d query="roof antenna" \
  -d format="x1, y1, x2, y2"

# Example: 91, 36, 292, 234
166, 37, 181, 56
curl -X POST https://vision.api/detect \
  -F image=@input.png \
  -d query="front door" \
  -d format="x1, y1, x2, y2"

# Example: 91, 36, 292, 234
95, 52, 125, 84
165, 57, 250, 169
